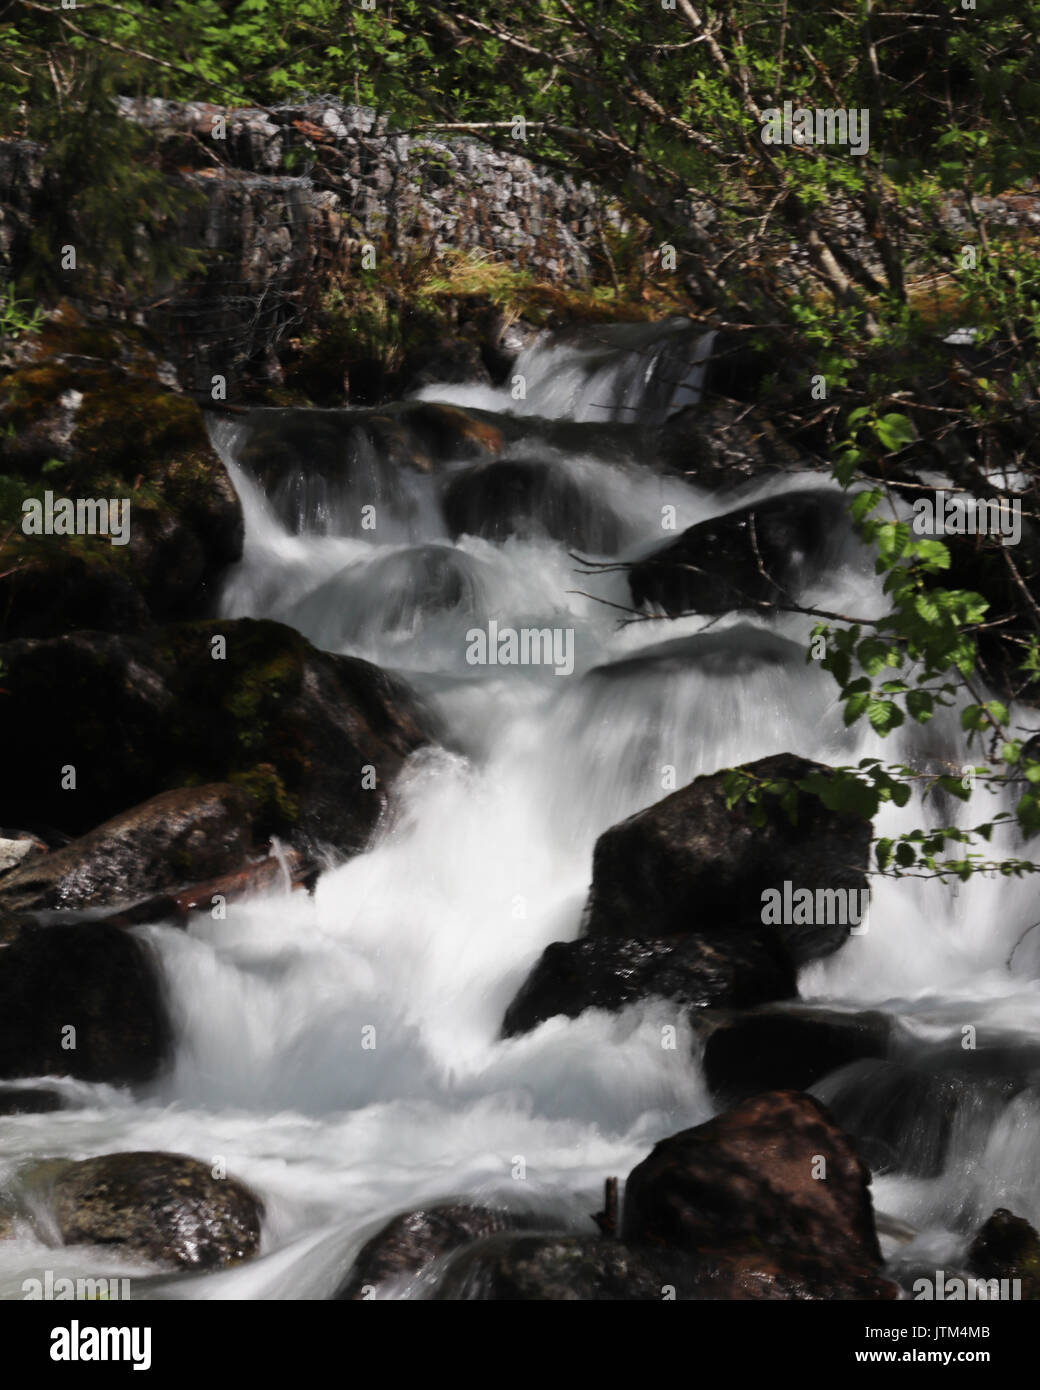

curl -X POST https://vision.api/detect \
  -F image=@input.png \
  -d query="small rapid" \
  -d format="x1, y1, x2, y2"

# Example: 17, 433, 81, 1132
2, 323, 1038, 1300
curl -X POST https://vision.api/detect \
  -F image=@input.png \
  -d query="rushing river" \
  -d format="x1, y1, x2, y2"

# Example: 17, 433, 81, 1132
2, 321, 1038, 1299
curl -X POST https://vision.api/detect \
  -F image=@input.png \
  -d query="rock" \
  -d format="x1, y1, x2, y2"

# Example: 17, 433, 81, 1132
0, 784, 255, 914
441, 457, 621, 551
47, 1152, 262, 1270
235, 408, 413, 534
501, 932, 796, 1038
0, 835, 42, 876
621, 1090, 887, 1279
967, 1209, 1040, 1299
628, 489, 854, 615
432, 1233, 670, 1301
402, 402, 504, 463
334, 1203, 531, 1299
0, 310, 243, 641
583, 752, 872, 965
0, 618, 432, 857
655, 402, 813, 490
0, 915, 170, 1083
1, 98, 606, 392
0, 1086, 65, 1116
401, 332, 493, 395
816, 1060, 965, 1178
586, 625, 809, 684
661, 1245, 898, 1301
697, 1006, 893, 1102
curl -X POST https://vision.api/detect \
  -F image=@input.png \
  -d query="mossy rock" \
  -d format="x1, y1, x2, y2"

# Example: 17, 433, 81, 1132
0, 617, 434, 855
0, 307, 243, 640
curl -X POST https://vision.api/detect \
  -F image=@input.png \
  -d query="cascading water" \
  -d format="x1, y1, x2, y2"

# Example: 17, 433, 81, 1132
2, 323, 1037, 1300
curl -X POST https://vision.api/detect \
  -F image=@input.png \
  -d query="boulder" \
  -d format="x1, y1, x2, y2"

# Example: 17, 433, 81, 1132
0, 1085, 65, 1116
621, 1090, 886, 1275
655, 400, 815, 490
501, 932, 796, 1038
0, 914, 170, 1083
698, 1006, 893, 1103
334, 1203, 532, 1299
235, 408, 413, 533
628, 489, 853, 615
0, 784, 255, 914
659, 1245, 897, 1301
47, 1152, 262, 1270
0, 618, 433, 856
583, 752, 872, 964
967, 1208, 1040, 1299
432, 1233, 670, 1301
441, 458, 621, 551
0, 310, 243, 641
0, 834, 45, 876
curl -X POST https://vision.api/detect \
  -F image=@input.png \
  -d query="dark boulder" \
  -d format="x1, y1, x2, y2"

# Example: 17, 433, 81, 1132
967, 1208, 1040, 1299
501, 932, 796, 1038
0, 914, 170, 1083
399, 401, 503, 464
656, 401, 819, 490
334, 1203, 532, 1299
441, 458, 621, 552
0, 1085, 65, 1116
0, 783, 255, 914
432, 1233, 670, 1301
621, 1090, 885, 1274
586, 625, 807, 683
235, 408, 412, 534
698, 1006, 893, 1103
583, 752, 872, 965
47, 1152, 263, 1270
661, 1245, 898, 1301
628, 489, 854, 615
0, 618, 432, 856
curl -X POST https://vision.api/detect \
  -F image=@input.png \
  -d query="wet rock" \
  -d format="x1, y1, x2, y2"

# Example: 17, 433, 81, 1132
621, 1090, 886, 1278
0, 618, 432, 856
402, 401, 503, 463
663, 1245, 898, 1301
401, 333, 493, 396
0, 835, 44, 876
816, 1060, 966, 1178
432, 1233, 669, 1301
236, 408, 412, 533
0, 915, 170, 1083
628, 489, 854, 615
584, 752, 872, 964
0, 311, 243, 640
656, 402, 813, 490
697, 1006, 893, 1103
48, 1152, 262, 1270
587, 625, 806, 682
441, 457, 621, 551
334, 1203, 531, 1299
501, 932, 796, 1038
0, 784, 256, 914
967, 1208, 1040, 1299
0, 1086, 65, 1116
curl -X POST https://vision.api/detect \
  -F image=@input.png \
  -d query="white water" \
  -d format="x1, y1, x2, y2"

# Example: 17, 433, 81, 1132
2, 327, 1038, 1299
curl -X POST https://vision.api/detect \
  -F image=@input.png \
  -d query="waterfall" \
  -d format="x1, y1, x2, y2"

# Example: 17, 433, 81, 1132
2, 324, 1037, 1301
